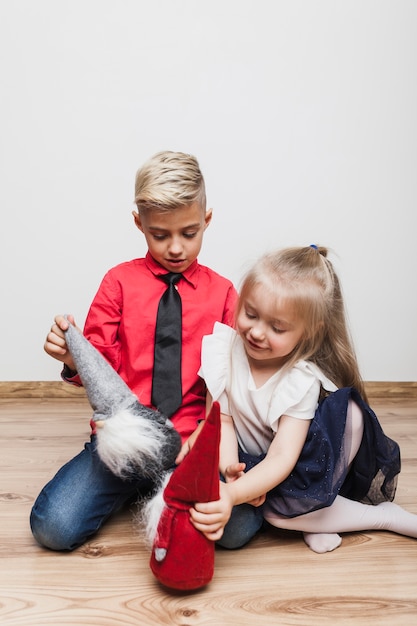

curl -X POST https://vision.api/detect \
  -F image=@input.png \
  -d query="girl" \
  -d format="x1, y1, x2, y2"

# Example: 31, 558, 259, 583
191, 245, 417, 553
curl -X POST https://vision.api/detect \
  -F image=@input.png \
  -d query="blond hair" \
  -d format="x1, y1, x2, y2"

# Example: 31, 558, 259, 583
238, 246, 367, 401
134, 151, 206, 213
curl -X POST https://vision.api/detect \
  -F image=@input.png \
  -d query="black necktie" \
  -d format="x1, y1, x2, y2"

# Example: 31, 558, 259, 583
151, 272, 182, 417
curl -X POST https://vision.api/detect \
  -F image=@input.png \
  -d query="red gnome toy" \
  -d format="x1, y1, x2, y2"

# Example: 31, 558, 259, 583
150, 402, 221, 591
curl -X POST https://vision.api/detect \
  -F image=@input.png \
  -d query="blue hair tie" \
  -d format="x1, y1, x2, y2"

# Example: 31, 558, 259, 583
310, 244, 318, 250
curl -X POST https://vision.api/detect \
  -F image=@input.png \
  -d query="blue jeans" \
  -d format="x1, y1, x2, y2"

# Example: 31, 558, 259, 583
217, 501, 264, 549
30, 437, 154, 551
215, 448, 265, 550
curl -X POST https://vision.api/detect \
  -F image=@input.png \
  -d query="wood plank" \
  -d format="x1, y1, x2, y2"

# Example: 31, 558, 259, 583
1, 397, 417, 625
0, 381, 87, 398
0, 380, 416, 399
364, 381, 417, 399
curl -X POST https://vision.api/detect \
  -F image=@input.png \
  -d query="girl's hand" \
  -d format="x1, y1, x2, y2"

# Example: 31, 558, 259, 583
190, 482, 234, 542
247, 493, 266, 507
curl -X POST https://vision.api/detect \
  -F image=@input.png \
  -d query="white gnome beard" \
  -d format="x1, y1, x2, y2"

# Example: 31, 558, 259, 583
137, 470, 172, 548
95, 409, 173, 480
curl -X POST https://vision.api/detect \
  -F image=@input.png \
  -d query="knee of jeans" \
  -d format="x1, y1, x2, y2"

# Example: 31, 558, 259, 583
30, 504, 85, 551
217, 504, 264, 550
217, 525, 258, 550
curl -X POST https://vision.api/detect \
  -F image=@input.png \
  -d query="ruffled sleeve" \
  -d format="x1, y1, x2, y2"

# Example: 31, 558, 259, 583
267, 361, 338, 431
199, 322, 236, 414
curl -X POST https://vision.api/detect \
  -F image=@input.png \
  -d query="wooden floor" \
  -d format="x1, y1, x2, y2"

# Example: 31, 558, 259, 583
1, 395, 417, 626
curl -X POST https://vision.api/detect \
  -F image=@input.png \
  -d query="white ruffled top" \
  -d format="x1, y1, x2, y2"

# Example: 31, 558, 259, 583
199, 322, 338, 456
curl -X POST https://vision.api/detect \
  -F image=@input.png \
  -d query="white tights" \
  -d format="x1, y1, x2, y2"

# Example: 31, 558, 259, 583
266, 495, 417, 553
265, 401, 417, 553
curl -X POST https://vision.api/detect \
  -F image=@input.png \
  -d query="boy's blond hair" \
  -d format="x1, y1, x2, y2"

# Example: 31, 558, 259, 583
134, 151, 206, 213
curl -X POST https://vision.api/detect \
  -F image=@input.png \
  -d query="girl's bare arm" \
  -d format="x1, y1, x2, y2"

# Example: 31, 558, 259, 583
190, 414, 310, 540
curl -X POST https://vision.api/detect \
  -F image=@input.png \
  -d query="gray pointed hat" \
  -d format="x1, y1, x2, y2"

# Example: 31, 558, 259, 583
64, 320, 181, 480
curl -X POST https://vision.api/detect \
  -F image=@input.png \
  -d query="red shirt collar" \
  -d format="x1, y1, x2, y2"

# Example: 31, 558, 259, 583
144, 251, 199, 288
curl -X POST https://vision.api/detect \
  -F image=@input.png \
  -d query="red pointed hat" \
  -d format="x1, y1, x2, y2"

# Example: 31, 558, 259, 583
150, 402, 221, 590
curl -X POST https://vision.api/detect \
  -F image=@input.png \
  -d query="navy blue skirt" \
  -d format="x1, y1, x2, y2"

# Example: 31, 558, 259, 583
240, 387, 401, 519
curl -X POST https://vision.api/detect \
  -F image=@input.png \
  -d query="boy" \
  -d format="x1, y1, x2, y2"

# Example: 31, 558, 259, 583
30, 151, 238, 551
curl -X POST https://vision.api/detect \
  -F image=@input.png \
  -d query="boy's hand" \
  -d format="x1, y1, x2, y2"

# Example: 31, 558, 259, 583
224, 462, 246, 482
189, 481, 234, 542
175, 441, 191, 465
44, 314, 77, 371
175, 420, 205, 464
224, 463, 266, 506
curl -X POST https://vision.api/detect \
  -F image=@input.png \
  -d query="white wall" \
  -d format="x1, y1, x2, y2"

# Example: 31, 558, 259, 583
1, 0, 416, 382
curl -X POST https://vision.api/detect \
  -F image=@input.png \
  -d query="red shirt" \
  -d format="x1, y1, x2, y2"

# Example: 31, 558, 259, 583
65, 252, 238, 441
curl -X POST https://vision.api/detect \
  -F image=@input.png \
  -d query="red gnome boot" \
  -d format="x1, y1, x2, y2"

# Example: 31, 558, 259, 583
150, 402, 221, 590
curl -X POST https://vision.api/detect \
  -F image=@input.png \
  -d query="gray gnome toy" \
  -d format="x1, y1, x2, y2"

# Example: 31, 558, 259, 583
63, 320, 181, 480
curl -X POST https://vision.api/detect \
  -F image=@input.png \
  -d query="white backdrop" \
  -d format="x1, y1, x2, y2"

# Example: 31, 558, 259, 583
1, 0, 416, 381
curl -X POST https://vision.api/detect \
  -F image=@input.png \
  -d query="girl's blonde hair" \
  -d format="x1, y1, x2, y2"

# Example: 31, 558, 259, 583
238, 246, 367, 400
134, 150, 206, 213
